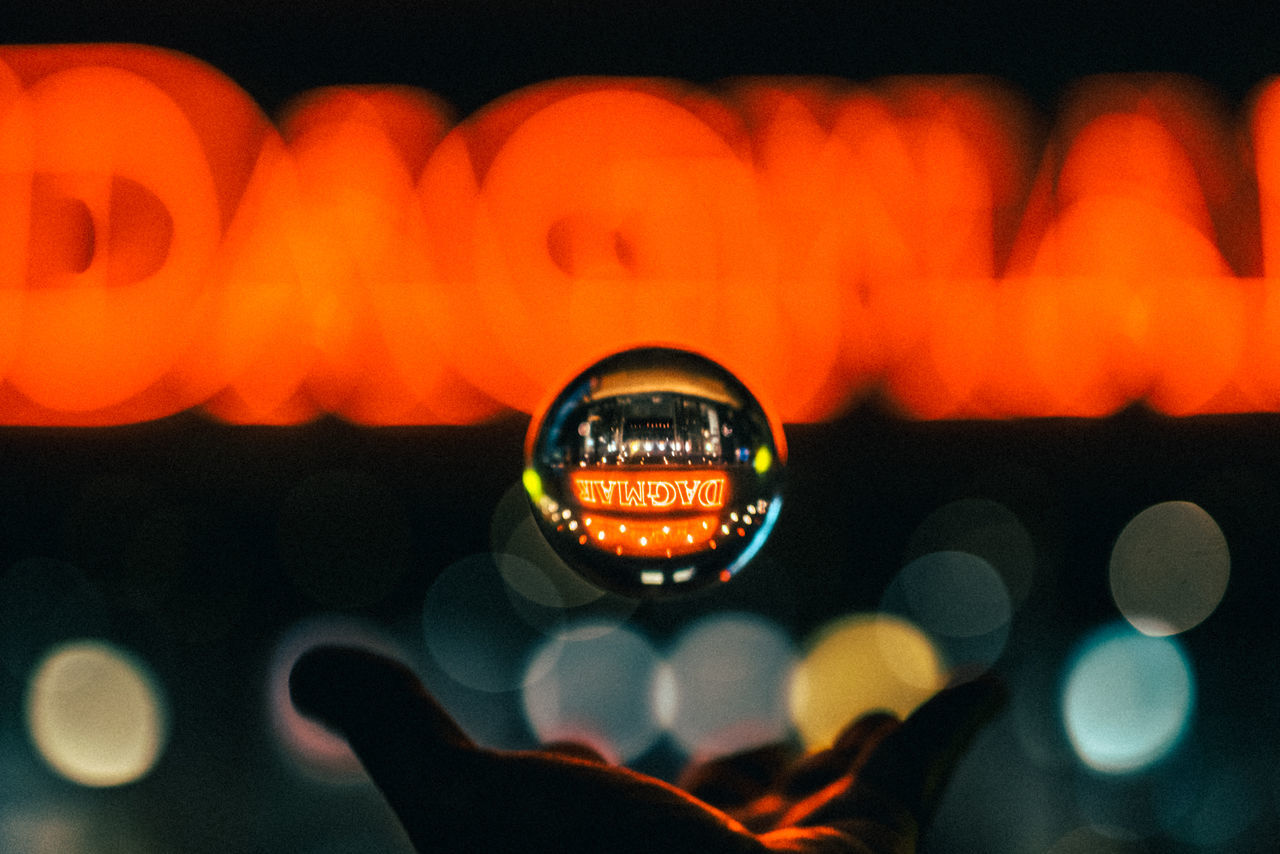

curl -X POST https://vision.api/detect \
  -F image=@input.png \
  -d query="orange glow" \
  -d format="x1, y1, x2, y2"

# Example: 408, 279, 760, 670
1246, 79, 1280, 410
570, 470, 728, 512
0, 57, 31, 385
1003, 77, 1244, 416
570, 511, 719, 558
207, 85, 500, 425
2, 47, 1280, 425
714, 81, 846, 420
0, 45, 277, 425
5, 52, 219, 420
450, 80, 776, 414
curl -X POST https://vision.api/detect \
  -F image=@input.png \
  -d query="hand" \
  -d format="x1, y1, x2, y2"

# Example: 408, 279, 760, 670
290, 646, 1004, 853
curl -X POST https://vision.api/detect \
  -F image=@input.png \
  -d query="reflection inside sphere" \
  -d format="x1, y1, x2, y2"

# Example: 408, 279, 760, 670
525, 347, 785, 597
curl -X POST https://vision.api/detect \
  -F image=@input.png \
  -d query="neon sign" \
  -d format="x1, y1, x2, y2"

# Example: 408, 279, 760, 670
4, 44, 1280, 425
573, 512, 720, 559
571, 470, 727, 511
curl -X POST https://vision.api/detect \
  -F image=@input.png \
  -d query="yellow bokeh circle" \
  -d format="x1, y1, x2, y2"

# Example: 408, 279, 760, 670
789, 613, 946, 749
25, 640, 168, 788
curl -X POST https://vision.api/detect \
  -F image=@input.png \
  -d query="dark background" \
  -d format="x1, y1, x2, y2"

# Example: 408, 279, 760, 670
11, 1, 1280, 117
4, 2, 1280, 852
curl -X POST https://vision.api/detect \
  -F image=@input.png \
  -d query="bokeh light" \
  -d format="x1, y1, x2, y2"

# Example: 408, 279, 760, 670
490, 482, 610, 610
0, 51, 1278, 423
1044, 826, 1152, 854
1061, 623, 1194, 774
268, 615, 406, 782
1153, 744, 1262, 848
521, 622, 663, 763
24, 640, 168, 788
1, 807, 88, 854
1072, 772, 1163, 841
904, 498, 1037, 608
789, 613, 946, 749
1108, 501, 1229, 636
422, 552, 564, 692
661, 611, 795, 760
881, 550, 1011, 676
488, 481, 639, 637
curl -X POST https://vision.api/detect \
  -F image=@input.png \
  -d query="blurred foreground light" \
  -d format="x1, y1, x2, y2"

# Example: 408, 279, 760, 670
489, 482, 638, 635
904, 499, 1037, 608
1062, 623, 1194, 774
1, 809, 86, 854
662, 612, 795, 760
1044, 826, 1150, 853
24, 640, 168, 788
422, 553, 565, 692
1154, 746, 1262, 848
525, 346, 785, 597
1109, 501, 1229, 636
522, 623, 662, 763
270, 616, 404, 782
789, 613, 946, 750
881, 550, 1011, 676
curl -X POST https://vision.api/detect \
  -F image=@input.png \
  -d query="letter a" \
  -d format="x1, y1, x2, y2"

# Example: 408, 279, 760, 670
576, 479, 600, 504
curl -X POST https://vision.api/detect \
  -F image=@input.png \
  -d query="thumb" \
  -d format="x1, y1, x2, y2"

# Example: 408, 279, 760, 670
853, 674, 1008, 828
290, 645, 485, 849
291, 646, 766, 854
290, 645, 475, 755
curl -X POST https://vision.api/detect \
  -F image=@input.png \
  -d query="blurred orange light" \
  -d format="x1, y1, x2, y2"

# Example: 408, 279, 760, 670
1, 47, 1279, 425
568, 511, 719, 558
0, 45, 279, 425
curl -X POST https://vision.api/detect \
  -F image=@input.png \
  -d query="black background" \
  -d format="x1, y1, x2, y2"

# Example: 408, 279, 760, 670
4, 2, 1280, 852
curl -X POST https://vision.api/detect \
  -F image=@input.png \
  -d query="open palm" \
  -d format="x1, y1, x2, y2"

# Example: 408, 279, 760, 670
291, 646, 1003, 854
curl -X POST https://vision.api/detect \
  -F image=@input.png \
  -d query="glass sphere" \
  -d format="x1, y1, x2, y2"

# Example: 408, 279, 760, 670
524, 347, 785, 598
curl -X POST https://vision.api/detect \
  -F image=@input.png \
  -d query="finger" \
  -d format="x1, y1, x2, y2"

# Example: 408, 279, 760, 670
678, 743, 798, 809
289, 645, 474, 753
854, 674, 1006, 825
779, 713, 899, 799
542, 740, 610, 764
292, 646, 766, 854
739, 715, 899, 835
779, 674, 1005, 846
289, 645, 483, 849
833, 712, 899, 757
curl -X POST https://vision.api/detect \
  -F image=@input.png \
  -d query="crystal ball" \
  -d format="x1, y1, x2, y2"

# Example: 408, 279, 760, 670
524, 347, 786, 598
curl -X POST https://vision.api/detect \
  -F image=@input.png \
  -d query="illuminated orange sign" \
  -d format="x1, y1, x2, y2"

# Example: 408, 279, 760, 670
4, 44, 1280, 425
570, 470, 727, 512
574, 512, 720, 558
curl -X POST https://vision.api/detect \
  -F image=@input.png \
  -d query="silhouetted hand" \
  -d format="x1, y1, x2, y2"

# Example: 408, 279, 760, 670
290, 646, 1004, 853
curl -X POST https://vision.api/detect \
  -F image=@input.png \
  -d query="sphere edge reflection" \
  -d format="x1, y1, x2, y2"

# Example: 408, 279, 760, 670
524, 346, 785, 598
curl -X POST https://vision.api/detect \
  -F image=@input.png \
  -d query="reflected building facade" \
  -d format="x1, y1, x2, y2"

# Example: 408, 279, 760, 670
525, 348, 785, 597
